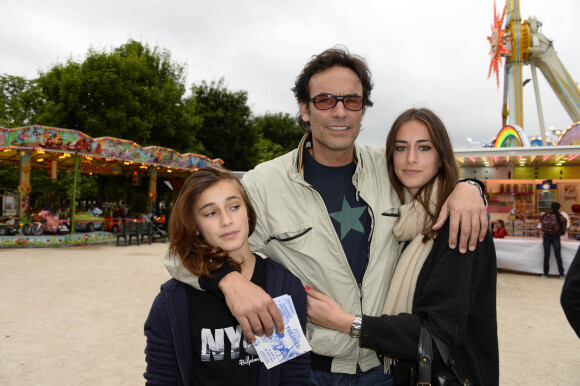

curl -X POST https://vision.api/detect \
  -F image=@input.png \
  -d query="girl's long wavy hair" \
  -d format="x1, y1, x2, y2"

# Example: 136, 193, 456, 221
385, 108, 459, 242
168, 166, 257, 278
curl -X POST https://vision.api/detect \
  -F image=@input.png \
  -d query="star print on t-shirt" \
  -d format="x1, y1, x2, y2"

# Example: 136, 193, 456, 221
330, 196, 367, 240
302, 148, 371, 283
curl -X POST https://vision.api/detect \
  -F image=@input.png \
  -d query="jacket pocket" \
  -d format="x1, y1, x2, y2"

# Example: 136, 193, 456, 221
265, 227, 312, 244
382, 207, 400, 217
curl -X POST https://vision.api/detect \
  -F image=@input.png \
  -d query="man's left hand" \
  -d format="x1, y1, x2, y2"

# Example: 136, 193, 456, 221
432, 182, 488, 253
306, 286, 353, 334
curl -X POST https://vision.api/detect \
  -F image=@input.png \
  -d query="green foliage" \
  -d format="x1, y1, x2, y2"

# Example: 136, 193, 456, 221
189, 79, 262, 170
253, 136, 286, 165
0, 166, 19, 188
253, 112, 303, 153
28, 168, 98, 210
33, 40, 204, 153
0, 75, 42, 127
129, 191, 149, 215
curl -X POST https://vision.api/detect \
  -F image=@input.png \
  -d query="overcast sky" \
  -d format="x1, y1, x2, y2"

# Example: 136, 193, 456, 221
2, 0, 579, 149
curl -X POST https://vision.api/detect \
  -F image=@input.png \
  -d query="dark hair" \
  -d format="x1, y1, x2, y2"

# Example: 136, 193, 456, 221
497, 219, 504, 227
168, 166, 257, 278
551, 202, 562, 223
385, 108, 459, 241
292, 46, 374, 132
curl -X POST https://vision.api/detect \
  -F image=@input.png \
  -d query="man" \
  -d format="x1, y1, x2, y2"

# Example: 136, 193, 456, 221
165, 47, 487, 383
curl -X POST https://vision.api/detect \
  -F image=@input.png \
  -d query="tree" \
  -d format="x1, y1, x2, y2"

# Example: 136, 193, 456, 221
252, 112, 304, 154
189, 79, 261, 170
0, 167, 19, 188
252, 135, 286, 166
33, 40, 204, 153
0, 74, 41, 127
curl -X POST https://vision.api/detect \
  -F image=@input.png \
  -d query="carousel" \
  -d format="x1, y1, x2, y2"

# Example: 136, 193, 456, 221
0, 125, 223, 247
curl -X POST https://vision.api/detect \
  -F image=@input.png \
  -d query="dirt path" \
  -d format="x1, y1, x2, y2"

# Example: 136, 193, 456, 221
1, 243, 578, 385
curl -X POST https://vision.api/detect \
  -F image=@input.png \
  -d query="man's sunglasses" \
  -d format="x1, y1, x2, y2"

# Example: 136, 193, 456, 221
309, 94, 365, 111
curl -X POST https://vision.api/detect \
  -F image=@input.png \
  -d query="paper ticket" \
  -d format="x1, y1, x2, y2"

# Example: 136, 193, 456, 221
252, 294, 312, 369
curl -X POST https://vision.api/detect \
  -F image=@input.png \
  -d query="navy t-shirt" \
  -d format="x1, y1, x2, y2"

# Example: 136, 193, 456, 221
303, 149, 371, 283
187, 255, 267, 385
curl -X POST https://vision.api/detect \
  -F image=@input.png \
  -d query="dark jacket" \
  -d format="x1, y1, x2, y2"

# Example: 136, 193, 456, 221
360, 221, 499, 385
144, 258, 310, 385
562, 246, 580, 338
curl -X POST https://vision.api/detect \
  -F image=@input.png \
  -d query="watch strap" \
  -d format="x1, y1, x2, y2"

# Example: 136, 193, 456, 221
349, 315, 362, 338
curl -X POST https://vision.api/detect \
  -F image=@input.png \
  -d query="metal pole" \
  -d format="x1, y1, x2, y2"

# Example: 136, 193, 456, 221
18, 151, 32, 221
67, 153, 80, 243
531, 63, 547, 146
148, 166, 158, 215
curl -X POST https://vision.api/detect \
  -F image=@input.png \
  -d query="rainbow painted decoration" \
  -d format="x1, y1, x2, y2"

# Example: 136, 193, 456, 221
493, 125, 530, 147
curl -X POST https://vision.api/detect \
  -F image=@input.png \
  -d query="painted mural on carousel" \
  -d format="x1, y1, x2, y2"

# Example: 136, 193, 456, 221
1, 125, 223, 169
0, 231, 116, 248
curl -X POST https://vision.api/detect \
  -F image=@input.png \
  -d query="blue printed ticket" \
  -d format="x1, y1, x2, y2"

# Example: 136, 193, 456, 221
252, 294, 312, 369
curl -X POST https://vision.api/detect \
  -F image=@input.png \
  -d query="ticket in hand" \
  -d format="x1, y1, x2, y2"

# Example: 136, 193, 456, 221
252, 294, 312, 369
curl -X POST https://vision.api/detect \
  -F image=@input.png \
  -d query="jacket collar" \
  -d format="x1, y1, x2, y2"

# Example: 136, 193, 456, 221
295, 132, 360, 174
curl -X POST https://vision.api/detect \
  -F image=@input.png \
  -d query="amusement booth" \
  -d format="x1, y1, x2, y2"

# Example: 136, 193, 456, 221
456, 126, 580, 275
472, 0, 580, 275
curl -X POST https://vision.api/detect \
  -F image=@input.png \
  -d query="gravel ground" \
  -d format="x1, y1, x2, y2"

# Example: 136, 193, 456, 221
1, 243, 578, 385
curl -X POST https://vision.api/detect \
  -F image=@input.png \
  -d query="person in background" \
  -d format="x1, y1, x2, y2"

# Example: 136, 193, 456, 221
493, 219, 507, 238
89, 204, 103, 217
540, 202, 567, 279
112, 206, 126, 218
561, 245, 580, 338
306, 108, 499, 385
145, 166, 309, 385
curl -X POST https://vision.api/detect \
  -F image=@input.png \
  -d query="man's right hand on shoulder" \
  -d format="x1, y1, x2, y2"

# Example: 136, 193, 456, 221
219, 271, 284, 343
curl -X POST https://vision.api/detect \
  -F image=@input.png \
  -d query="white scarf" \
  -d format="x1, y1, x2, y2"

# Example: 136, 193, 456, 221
383, 185, 437, 371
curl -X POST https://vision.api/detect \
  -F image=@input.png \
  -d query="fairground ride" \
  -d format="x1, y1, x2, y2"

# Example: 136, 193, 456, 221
487, 0, 580, 146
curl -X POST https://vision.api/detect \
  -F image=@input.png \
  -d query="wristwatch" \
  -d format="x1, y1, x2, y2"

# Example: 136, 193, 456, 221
349, 315, 362, 338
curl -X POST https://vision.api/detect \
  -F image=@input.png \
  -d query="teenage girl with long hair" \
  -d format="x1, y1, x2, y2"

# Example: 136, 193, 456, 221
144, 166, 309, 385
306, 108, 499, 385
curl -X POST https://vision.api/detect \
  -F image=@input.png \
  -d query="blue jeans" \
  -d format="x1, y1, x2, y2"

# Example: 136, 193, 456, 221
543, 233, 565, 275
310, 365, 394, 386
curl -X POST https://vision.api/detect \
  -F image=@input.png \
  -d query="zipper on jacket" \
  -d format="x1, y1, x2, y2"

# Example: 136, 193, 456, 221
357, 282, 363, 301
356, 190, 375, 373
303, 160, 375, 374
354, 281, 364, 376
358, 194, 375, 290
357, 201, 374, 308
